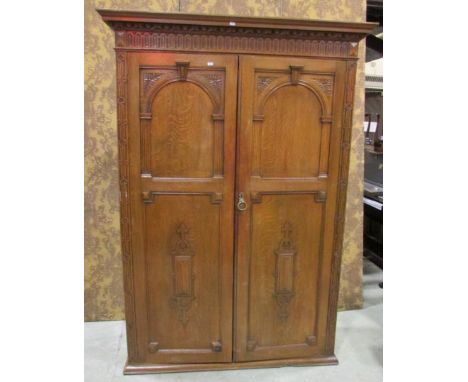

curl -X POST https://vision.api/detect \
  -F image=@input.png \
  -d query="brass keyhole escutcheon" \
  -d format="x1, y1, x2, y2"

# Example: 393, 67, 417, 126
237, 192, 247, 211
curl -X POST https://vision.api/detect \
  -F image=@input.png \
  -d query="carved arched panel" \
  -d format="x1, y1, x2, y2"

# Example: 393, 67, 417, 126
150, 82, 214, 177
139, 65, 226, 178
252, 67, 335, 178
258, 85, 323, 178
254, 73, 333, 117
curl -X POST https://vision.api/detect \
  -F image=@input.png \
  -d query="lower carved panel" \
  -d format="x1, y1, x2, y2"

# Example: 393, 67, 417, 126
144, 195, 224, 357
247, 194, 324, 357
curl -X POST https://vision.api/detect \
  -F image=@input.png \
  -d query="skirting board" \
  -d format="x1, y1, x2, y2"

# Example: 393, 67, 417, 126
124, 355, 339, 374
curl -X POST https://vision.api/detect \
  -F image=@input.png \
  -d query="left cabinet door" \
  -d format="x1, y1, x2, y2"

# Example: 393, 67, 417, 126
121, 52, 238, 364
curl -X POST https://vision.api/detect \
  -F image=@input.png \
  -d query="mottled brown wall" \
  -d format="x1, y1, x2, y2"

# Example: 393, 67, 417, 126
84, 0, 365, 321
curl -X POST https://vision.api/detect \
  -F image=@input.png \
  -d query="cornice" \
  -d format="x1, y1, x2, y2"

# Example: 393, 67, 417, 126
98, 10, 377, 34
98, 10, 377, 58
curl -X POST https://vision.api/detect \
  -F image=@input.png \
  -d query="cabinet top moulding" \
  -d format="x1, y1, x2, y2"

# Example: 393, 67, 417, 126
98, 10, 377, 58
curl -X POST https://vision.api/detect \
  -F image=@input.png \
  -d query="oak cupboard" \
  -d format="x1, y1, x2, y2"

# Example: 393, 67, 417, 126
98, 10, 375, 374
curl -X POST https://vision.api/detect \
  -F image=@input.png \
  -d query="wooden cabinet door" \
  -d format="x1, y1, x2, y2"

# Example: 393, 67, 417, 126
234, 55, 349, 361
126, 53, 238, 364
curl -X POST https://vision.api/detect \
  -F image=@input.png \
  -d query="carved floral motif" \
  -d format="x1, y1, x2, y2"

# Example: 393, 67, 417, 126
143, 72, 163, 95
200, 73, 223, 90
115, 51, 139, 362
311, 77, 334, 96
257, 76, 275, 94
191, 72, 224, 106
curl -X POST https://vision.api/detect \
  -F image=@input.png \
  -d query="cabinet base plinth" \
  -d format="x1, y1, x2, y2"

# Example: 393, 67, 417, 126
124, 355, 338, 374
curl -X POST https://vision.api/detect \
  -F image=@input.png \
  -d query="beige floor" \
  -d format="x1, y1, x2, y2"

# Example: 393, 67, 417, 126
85, 259, 383, 382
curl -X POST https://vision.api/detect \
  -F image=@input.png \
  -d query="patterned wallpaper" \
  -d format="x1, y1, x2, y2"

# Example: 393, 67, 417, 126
84, 0, 366, 321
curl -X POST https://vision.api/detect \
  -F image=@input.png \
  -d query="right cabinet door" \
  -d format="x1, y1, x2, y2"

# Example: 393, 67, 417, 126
234, 55, 350, 361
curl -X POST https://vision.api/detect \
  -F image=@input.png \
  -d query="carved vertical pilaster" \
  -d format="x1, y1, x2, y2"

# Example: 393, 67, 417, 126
251, 120, 262, 176
116, 51, 139, 362
325, 60, 357, 354
212, 114, 224, 176
319, 116, 333, 177
140, 114, 151, 176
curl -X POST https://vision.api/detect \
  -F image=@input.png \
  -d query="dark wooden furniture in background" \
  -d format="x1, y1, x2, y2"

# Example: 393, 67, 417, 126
364, 0, 383, 272
99, 10, 375, 374
364, 197, 383, 268
364, 112, 383, 152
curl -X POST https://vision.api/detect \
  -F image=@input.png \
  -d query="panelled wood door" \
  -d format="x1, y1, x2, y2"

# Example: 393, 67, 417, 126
234, 55, 348, 361
127, 52, 238, 364
126, 52, 349, 364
